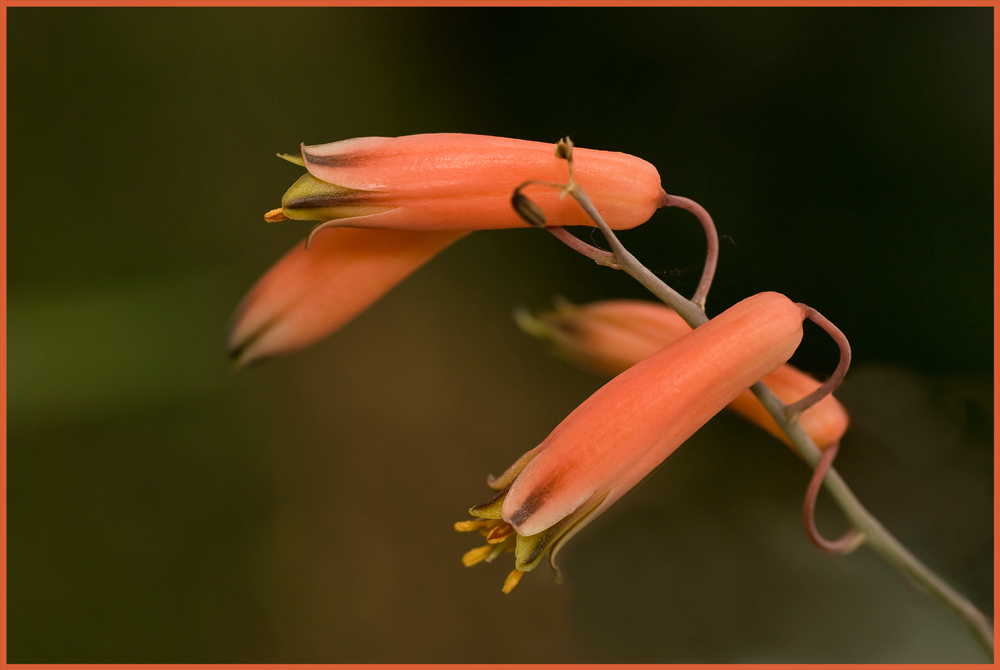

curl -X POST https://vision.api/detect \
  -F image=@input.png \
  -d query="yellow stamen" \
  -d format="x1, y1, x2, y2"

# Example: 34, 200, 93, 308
454, 519, 494, 532
486, 522, 514, 544
462, 545, 493, 567
502, 569, 525, 594
264, 208, 287, 222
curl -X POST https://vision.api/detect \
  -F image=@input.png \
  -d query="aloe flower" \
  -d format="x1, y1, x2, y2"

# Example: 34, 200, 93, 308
518, 298, 848, 450
228, 228, 466, 365
231, 134, 665, 365
458, 292, 808, 592
272, 133, 666, 232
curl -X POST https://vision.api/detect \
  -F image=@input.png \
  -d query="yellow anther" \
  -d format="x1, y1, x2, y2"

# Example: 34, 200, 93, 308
454, 519, 494, 532
264, 208, 287, 222
502, 569, 525, 594
486, 521, 514, 544
462, 545, 493, 567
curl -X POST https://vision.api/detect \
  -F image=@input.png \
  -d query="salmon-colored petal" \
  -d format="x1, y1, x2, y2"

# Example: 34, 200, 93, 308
228, 228, 467, 366
525, 298, 849, 449
503, 293, 807, 537
298, 133, 665, 231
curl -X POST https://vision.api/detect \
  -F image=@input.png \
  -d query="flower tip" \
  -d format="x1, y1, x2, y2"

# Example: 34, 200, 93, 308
226, 332, 271, 370
512, 306, 550, 340
511, 191, 547, 228
276, 152, 305, 167
264, 208, 287, 222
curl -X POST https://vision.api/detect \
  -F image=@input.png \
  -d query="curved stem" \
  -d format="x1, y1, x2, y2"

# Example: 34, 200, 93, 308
661, 193, 719, 308
752, 382, 994, 658
549, 177, 993, 660
546, 226, 620, 269
802, 441, 865, 553
568, 186, 708, 329
784, 306, 852, 420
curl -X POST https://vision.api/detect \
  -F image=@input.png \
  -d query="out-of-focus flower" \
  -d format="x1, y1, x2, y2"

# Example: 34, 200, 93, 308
516, 298, 848, 450
272, 133, 666, 232
228, 228, 467, 366
231, 134, 666, 365
458, 292, 808, 592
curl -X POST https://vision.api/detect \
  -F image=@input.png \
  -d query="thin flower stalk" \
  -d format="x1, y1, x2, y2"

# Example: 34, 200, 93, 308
541, 146, 993, 658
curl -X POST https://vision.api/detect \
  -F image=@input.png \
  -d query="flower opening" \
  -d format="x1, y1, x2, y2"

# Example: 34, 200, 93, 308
459, 292, 808, 592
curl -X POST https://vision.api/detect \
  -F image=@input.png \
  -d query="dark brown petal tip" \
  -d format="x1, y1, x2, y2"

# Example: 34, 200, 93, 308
511, 192, 547, 228
302, 143, 361, 168
469, 482, 512, 519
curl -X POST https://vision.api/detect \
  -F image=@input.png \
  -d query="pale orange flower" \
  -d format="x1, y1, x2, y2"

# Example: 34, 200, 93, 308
517, 298, 848, 450
231, 134, 665, 365
228, 228, 467, 366
276, 133, 665, 232
458, 293, 808, 592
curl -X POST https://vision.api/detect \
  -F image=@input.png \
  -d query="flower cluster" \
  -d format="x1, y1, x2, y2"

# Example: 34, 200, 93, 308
456, 292, 809, 591
229, 134, 665, 366
231, 134, 848, 595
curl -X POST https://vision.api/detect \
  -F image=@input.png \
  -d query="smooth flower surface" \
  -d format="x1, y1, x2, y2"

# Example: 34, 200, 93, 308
232, 134, 666, 365
275, 133, 666, 231
518, 298, 848, 449
228, 228, 466, 366
458, 292, 808, 591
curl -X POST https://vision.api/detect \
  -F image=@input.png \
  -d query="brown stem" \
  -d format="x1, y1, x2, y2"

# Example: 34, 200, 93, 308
546, 226, 620, 269
802, 441, 864, 553
784, 306, 852, 420
661, 193, 719, 308
567, 186, 709, 329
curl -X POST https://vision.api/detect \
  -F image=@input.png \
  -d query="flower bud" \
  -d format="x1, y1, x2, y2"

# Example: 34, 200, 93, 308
518, 298, 848, 450
228, 228, 466, 366
276, 133, 665, 231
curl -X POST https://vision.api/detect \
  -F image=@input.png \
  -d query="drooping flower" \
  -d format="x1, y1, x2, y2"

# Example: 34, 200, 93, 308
458, 292, 808, 592
273, 133, 666, 232
230, 134, 666, 365
517, 298, 848, 450
228, 228, 467, 366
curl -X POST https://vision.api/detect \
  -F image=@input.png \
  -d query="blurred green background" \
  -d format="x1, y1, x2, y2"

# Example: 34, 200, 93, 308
7, 7, 992, 662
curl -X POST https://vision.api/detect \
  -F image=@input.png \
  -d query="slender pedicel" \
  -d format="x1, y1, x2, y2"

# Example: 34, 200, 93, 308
802, 442, 865, 553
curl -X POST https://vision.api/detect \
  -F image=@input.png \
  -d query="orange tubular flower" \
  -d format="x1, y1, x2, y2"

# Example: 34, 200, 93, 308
275, 133, 665, 232
458, 293, 808, 592
517, 298, 848, 450
228, 228, 467, 366
230, 134, 666, 365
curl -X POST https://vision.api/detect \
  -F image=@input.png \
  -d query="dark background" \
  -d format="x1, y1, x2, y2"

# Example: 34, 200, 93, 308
7, 7, 993, 662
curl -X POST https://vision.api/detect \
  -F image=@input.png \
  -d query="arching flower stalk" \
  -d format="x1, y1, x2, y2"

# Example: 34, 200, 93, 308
510, 141, 993, 657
